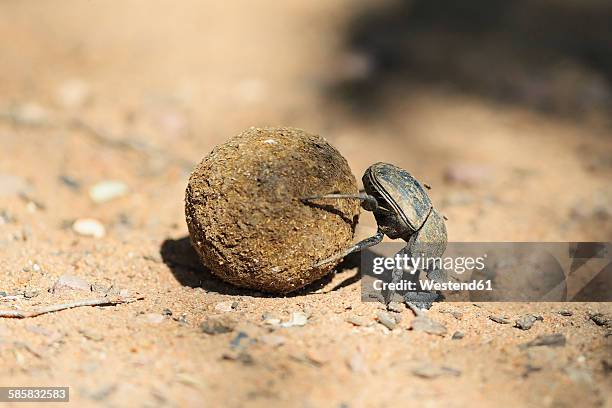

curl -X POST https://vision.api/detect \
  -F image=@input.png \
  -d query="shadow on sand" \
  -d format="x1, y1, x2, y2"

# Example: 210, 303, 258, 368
159, 236, 365, 297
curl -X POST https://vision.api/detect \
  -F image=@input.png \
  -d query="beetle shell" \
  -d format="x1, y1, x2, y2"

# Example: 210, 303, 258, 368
363, 162, 433, 234
409, 208, 447, 257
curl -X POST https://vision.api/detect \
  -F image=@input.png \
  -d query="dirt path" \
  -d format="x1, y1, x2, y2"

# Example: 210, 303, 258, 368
1, 1, 611, 407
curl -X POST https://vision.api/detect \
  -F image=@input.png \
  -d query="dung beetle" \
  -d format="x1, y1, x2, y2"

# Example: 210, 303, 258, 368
303, 162, 447, 308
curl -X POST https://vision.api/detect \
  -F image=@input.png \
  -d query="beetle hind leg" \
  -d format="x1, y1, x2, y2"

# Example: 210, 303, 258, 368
314, 230, 384, 268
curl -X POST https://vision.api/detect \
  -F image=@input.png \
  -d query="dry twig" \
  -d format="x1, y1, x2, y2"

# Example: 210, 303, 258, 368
0, 295, 144, 319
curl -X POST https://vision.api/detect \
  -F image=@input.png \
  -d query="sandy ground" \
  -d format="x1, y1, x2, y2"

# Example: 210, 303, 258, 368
0, 1, 611, 407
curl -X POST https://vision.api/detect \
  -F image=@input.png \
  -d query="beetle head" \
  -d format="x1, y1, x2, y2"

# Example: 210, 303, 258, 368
362, 167, 412, 239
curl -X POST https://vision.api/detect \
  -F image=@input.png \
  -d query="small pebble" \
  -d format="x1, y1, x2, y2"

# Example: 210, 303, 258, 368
441, 309, 463, 320
23, 290, 38, 299
56, 79, 91, 109
162, 308, 173, 316
590, 313, 612, 328
411, 315, 447, 336
89, 180, 129, 204
52, 274, 91, 293
262, 312, 281, 326
387, 301, 405, 313
0, 210, 15, 224
377, 311, 397, 330
280, 312, 308, 328
489, 315, 511, 324
73, 218, 106, 238
91, 284, 110, 294
520, 334, 566, 349
515, 314, 543, 330
12, 103, 50, 126
558, 310, 573, 317
201, 315, 237, 335
173, 313, 188, 325
346, 315, 370, 327
214, 301, 235, 313
452, 331, 465, 340
221, 351, 254, 365
59, 175, 81, 190
230, 331, 252, 349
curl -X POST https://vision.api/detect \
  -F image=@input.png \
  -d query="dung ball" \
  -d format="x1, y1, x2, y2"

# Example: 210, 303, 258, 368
185, 127, 360, 293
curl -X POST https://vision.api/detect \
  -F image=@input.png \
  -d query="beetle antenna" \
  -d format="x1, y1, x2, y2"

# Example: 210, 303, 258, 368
301, 193, 378, 211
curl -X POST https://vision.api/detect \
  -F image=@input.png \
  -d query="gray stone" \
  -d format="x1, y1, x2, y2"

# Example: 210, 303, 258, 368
515, 314, 543, 330
452, 331, 465, 340
489, 315, 511, 324
387, 301, 405, 313
346, 315, 370, 327
411, 315, 447, 336
520, 334, 566, 349
201, 315, 237, 335
377, 311, 397, 330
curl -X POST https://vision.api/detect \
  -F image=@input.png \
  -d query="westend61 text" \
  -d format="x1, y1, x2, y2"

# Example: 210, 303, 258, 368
372, 279, 493, 291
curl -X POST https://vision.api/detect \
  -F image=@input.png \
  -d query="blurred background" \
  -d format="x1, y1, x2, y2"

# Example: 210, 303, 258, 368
1, 0, 610, 243
1, 2, 611, 406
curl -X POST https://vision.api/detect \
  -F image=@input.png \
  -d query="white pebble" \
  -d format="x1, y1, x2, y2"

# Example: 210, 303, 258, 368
53, 274, 91, 293
13, 103, 50, 126
214, 301, 234, 313
89, 180, 128, 203
280, 312, 308, 328
72, 218, 105, 238
56, 79, 91, 109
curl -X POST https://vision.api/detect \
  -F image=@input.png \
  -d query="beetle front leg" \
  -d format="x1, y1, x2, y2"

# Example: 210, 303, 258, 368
382, 244, 413, 304
314, 230, 384, 267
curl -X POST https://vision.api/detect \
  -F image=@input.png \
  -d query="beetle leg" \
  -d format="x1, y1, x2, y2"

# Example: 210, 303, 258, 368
380, 236, 445, 308
394, 213, 447, 308
314, 230, 384, 267
382, 244, 413, 304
